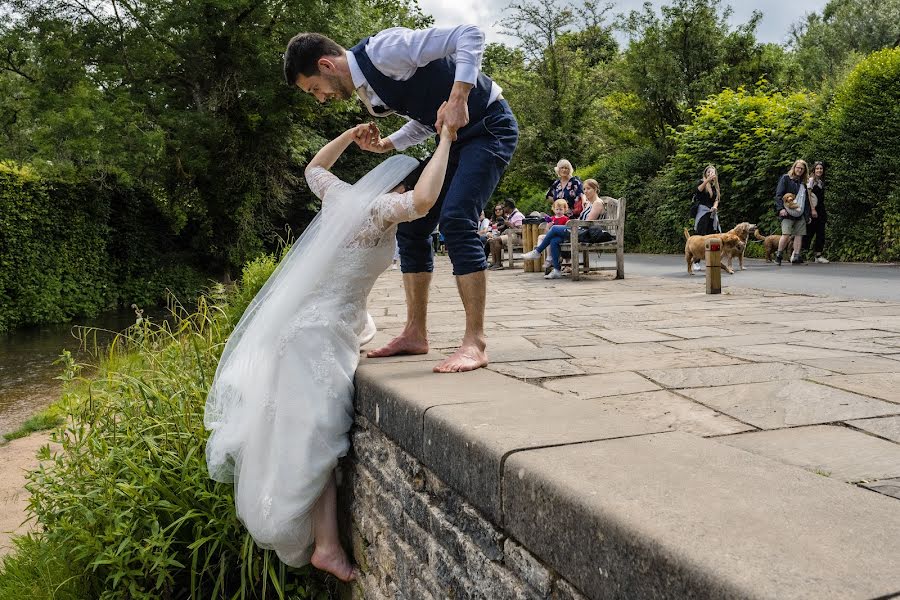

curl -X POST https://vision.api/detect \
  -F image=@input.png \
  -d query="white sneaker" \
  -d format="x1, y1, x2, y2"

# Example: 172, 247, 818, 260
693, 261, 704, 271
815, 256, 830, 264
522, 249, 541, 260
544, 268, 562, 280
390, 263, 398, 270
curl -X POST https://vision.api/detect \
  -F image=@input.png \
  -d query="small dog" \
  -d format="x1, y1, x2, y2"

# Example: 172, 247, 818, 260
755, 230, 793, 262
684, 229, 745, 275
782, 193, 798, 211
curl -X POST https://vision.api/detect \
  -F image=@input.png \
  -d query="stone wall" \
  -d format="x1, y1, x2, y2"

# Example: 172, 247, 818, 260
342, 416, 588, 600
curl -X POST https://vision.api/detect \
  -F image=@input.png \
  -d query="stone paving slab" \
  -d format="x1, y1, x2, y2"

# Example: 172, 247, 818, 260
652, 326, 735, 339
558, 341, 668, 358
569, 349, 743, 373
863, 477, 900, 500
503, 431, 900, 600
811, 372, 900, 403
593, 328, 679, 344
797, 354, 900, 374
588, 390, 754, 437
718, 425, 900, 482
720, 343, 856, 363
543, 371, 661, 398
422, 397, 669, 522
639, 362, 832, 389
488, 359, 586, 379
847, 415, 900, 443
483, 336, 570, 363
678, 379, 900, 429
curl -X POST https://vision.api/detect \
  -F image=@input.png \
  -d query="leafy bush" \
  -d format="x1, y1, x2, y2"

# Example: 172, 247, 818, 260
815, 47, 900, 261
5, 254, 334, 599
638, 86, 820, 252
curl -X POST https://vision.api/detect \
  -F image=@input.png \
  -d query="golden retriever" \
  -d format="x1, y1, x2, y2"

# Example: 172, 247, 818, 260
684, 229, 745, 275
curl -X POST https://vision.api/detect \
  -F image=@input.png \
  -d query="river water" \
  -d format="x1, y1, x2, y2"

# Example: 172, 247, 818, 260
0, 308, 163, 436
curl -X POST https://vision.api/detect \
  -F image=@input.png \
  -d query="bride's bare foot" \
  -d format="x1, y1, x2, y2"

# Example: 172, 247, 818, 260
366, 332, 428, 358
433, 342, 488, 373
311, 545, 357, 582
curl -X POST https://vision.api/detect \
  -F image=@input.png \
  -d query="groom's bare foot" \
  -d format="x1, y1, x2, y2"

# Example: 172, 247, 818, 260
311, 545, 357, 582
433, 342, 488, 373
367, 332, 428, 358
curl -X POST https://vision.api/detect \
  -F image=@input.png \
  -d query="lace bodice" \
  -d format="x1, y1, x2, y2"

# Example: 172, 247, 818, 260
306, 166, 424, 249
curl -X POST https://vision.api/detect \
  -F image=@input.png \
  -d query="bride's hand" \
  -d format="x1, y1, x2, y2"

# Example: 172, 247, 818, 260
439, 123, 452, 142
353, 122, 393, 153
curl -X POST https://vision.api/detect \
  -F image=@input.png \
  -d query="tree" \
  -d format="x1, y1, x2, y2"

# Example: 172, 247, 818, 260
617, 0, 777, 147
0, 0, 431, 276
493, 0, 618, 204
790, 0, 900, 88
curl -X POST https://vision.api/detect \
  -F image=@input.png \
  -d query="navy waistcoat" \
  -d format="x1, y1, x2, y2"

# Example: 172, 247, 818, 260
349, 37, 494, 129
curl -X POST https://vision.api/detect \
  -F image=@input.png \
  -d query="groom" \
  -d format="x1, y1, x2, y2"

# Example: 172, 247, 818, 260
284, 25, 519, 372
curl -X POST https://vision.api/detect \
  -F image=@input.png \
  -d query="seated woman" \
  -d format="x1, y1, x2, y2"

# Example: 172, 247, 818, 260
523, 178, 607, 279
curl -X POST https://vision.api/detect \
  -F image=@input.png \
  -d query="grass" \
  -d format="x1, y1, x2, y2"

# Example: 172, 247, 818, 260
1, 411, 65, 443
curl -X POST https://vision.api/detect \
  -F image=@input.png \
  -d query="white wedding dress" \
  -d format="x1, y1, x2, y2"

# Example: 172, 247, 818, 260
204, 156, 423, 567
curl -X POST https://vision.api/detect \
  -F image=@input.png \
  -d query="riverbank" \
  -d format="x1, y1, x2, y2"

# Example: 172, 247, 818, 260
0, 432, 54, 557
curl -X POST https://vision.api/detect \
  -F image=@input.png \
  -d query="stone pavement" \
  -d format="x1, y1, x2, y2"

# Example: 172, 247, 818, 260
359, 256, 900, 598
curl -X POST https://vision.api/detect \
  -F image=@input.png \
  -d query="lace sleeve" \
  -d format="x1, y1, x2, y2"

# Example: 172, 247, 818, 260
371, 191, 424, 229
305, 166, 351, 203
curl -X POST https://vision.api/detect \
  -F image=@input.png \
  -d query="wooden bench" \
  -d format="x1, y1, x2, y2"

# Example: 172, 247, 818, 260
499, 228, 524, 269
560, 196, 626, 281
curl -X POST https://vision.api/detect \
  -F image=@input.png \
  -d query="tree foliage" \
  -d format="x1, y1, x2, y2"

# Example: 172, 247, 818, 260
0, 0, 430, 274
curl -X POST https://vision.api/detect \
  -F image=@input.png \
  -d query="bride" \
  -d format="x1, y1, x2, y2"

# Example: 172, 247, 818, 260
204, 121, 453, 581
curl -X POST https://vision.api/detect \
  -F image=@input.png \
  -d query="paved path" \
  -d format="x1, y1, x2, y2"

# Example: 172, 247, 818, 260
624, 252, 900, 302
369, 257, 900, 502
362, 257, 900, 596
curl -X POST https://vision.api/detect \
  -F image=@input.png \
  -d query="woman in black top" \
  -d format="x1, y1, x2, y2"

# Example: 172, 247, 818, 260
692, 165, 721, 235
804, 161, 829, 263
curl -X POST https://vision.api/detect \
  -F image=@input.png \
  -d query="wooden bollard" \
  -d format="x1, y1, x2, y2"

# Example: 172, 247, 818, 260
523, 223, 539, 272
705, 237, 722, 294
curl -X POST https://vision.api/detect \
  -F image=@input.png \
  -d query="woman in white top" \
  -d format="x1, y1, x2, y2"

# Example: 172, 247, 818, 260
205, 123, 453, 581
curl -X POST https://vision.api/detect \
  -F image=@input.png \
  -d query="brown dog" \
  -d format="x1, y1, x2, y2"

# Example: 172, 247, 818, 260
722, 222, 757, 271
684, 229, 744, 275
755, 230, 793, 262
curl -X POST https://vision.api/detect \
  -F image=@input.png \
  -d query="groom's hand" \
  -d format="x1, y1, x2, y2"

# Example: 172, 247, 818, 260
353, 122, 394, 154
436, 82, 472, 141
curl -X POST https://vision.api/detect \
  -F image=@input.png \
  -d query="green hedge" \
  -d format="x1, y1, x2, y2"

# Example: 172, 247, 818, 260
816, 47, 900, 261
0, 164, 208, 331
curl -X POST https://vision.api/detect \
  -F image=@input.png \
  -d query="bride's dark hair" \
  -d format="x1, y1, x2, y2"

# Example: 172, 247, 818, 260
402, 156, 432, 190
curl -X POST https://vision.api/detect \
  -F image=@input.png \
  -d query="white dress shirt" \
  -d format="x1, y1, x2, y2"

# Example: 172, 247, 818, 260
346, 25, 503, 151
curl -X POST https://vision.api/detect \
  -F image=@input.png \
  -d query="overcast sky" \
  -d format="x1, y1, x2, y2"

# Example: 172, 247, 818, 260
416, 0, 828, 47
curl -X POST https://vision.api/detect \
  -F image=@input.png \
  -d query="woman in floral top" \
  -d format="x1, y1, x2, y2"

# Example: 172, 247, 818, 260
546, 159, 585, 214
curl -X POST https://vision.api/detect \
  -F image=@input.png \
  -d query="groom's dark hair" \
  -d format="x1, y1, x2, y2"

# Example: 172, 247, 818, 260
283, 33, 344, 86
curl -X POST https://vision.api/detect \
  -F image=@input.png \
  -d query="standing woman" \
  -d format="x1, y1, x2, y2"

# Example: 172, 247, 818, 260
546, 159, 585, 215
774, 159, 812, 265
805, 161, 829, 263
689, 165, 721, 270
692, 165, 722, 235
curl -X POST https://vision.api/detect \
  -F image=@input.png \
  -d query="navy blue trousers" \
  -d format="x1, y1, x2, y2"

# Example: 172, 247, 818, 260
397, 100, 519, 276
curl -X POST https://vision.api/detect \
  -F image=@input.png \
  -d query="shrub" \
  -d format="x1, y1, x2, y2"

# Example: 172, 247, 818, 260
815, 47, 900, 261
